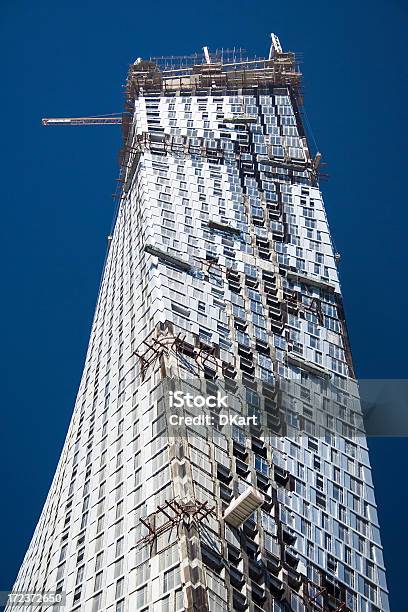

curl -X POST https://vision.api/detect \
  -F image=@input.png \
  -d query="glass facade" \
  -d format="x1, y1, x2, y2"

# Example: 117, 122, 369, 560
8, 41, 388, 612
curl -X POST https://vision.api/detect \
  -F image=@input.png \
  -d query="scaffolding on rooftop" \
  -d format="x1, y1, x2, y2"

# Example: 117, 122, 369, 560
149, 47, 251, 70
125, 48, 302, 102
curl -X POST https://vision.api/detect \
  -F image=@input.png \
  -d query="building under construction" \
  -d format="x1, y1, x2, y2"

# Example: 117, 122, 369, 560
10, 36, 388, 612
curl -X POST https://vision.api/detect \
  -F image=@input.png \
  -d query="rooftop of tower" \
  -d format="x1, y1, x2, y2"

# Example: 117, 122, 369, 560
124, 35, 302, 102
147, 46, 275, 70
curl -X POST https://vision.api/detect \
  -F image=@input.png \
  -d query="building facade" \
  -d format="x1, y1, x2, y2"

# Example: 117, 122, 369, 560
9, 37, 389, 612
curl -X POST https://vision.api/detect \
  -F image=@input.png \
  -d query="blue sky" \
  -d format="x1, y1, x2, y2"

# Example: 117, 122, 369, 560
1, 0, 407, 608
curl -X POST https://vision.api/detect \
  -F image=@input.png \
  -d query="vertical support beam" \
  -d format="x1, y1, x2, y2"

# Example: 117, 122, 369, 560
162, 352, 210, 612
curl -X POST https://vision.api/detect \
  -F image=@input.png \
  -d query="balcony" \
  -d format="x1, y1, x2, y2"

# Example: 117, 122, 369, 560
227, 543, 242, 565
201, 543, 224, 572
256, 473, 270, 492
268, 574, 284, 597
251, 436, 267, 458
265, 552, 281, 575
245, 539, 259, 559
249, 559, 264, 581
230, 566, 245, 589
261, 493, 273, 512
284, 547, 299, 568
220, 483, 233, 503
255, 339, 270, 354
282, 526, 297, 546
232, 589, 248, 611
287, 567, 302, 590
233, 440, 248, 460
274, 465, 289, 487
235, 458, 249, 477
251, 581, 266, 604
243, 516, 258, 538
217, 464, 232, 484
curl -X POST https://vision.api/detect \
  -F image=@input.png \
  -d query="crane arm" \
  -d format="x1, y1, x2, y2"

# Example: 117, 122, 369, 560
42, 116, 122, 126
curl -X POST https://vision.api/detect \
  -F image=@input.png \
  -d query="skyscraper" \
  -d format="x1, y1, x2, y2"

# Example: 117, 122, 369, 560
9, 36, 388, 612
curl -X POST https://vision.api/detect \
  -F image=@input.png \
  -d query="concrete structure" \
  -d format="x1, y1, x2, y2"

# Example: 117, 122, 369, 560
9, 37, 388, 612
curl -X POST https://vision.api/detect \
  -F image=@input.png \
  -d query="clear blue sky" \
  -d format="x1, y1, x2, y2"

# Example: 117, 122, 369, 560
1, 0, 407, 608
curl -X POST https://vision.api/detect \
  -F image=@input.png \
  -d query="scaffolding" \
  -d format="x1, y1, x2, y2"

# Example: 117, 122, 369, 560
126, 52, 301, 100
134, 331, 219, 380
137, 499, 216, 546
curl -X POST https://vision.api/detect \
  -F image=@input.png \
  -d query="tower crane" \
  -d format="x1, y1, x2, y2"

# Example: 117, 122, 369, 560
41, 114, 122, 126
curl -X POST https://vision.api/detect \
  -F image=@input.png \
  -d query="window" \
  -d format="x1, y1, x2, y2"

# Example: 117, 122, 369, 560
160, 596, 171, 612
244, 263, 257, 278
163, 565, 181, 592
344, 567, 354, 587
316, 492, 326, 509
92, 592, 102, 612
338, 504, 347, 523
73, 587, 81, 603
300, 518, 311, 538
59, 543, 67, 562
232, 427, 246, 445
76, 565, 85, 585
116, 600, 125, 612
95, 551, 103, 571
116, 500, 124, 519
94, 571, 103, 591
333, 484, 343, 503
114, 554, 124, 578
327, 554, 337, 573
364, 580, 377, 602
255, 326, 268, 342
175, 590, 184, 611
136, 585, 147, 608
116, 577, 124, 599
116, 536, 124, 558
98, 481, 106, 498
254, 455, 269, 476
237, 331, 250, 347
77, 547, 85, 564
80, 511, 89, 530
